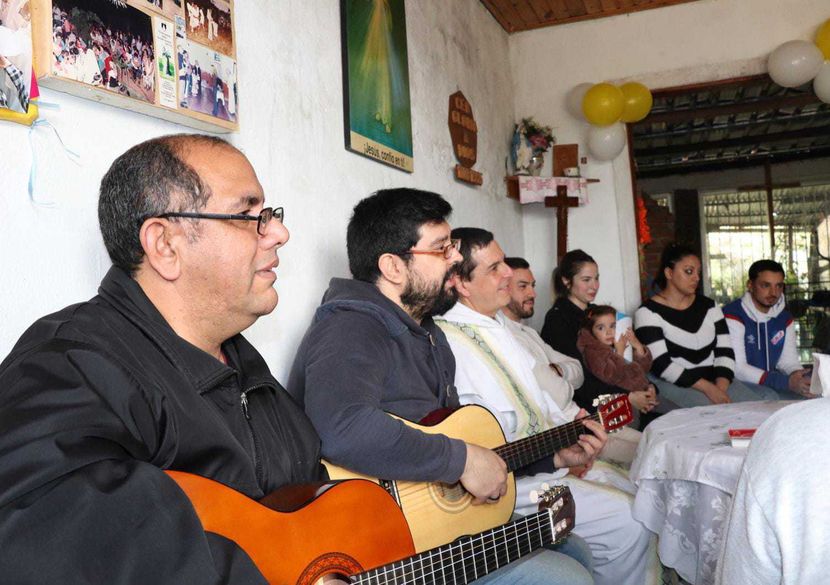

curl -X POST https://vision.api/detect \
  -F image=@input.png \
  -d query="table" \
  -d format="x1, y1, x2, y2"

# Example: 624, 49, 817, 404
629, 401, 796, 585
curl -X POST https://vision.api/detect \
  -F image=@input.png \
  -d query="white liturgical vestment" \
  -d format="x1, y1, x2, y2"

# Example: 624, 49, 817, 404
436, 302, 659, 585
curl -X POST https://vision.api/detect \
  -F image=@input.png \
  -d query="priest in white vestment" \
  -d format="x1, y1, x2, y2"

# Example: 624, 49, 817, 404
435, 228, 659, 585
501, 256, 642, 465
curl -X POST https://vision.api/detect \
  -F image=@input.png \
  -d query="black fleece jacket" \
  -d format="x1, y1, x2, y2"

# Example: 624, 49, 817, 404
0, 267, 324, 584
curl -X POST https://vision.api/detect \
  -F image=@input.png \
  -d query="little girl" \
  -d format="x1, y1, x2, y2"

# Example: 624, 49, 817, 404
577, 305, 658, 414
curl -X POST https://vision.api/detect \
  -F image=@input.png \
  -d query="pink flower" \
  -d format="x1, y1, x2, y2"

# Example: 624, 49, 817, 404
529, 135, 548, 150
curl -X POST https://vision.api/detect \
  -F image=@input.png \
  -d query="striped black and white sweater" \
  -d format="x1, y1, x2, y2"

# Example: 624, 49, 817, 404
634, 295, 735, 387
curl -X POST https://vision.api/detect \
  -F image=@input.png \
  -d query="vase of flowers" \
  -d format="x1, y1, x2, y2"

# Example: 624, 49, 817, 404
511, 117, 555, 175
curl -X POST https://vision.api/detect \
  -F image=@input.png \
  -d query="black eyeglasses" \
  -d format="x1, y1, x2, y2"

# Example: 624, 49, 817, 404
157, 206, 284, 236
398, 238, 461, 260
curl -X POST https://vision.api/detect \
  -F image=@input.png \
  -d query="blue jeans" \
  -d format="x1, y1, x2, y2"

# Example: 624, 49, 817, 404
475, 547, 593, 585
550, 534, 593, 574
649, 374, 777, 407
742, 380, 807, 401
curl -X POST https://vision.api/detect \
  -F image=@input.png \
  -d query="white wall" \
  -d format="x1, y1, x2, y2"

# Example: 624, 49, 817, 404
510, 0, 830, 329
5, 0, 830, 373
0, 0, 519, 380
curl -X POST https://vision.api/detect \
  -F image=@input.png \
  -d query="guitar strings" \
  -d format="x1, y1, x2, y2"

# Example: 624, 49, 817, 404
357, 522, 544, 582
375, 401, 626, 517
352, 509, 559, 584
391, 413, 597, 509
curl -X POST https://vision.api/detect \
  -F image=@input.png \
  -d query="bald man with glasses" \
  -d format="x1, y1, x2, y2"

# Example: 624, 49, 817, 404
0, 134, 324, 584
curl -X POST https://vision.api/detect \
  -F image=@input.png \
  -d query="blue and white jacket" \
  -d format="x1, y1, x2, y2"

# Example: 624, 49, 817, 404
723, 292, 801, 391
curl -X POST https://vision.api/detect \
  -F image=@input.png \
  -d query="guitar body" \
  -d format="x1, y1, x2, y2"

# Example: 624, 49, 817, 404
166, 471, 414, 585
324, 405, 516, 552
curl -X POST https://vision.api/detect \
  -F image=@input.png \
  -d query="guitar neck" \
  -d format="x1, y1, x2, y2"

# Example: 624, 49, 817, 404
494, 413, 601, 472
350, 509, 553, 585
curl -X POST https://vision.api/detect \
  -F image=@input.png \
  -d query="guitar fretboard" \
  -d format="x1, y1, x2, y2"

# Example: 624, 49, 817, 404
494, 413, 602, 472
351, 509, 554, 584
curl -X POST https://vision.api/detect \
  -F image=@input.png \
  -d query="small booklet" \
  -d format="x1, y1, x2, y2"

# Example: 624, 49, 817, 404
728, 428, 756, 448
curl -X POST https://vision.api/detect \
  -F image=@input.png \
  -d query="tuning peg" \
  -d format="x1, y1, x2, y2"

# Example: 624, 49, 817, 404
540, 482, 550, 491
528, 489, 540, 504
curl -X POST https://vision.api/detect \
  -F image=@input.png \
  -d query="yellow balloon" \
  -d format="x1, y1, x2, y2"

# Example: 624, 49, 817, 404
0, 100, 38, 126
620, 82, 653, 123
582, 83, 624, 126
816, 18, 830, 60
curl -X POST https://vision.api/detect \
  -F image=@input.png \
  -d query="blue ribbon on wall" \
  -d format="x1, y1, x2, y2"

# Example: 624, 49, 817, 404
28, 102, 81, 207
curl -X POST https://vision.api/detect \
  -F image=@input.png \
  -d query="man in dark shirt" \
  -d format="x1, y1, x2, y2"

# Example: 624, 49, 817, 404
0, 135, 323, 584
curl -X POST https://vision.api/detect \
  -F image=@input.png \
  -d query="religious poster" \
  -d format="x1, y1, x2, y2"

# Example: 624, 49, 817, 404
341, 0, 413, 172
0, 0, 33, 114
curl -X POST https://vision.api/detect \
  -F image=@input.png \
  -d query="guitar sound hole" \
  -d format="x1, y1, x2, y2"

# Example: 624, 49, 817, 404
428, 481, 472, 512
311, 574, 350, 585
299, 553, 362, 585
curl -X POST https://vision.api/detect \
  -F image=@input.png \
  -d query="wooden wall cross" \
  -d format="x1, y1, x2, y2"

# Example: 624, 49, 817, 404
545, 185, 580, 262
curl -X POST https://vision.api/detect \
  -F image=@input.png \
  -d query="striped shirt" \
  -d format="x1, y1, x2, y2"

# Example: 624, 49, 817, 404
634, 295, 735, 387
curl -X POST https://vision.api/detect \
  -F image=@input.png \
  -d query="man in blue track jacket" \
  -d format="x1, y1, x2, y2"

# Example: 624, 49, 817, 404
723, 260, 815, 400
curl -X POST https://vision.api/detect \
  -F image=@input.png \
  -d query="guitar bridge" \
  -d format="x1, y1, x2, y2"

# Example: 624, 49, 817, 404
379, 479, 402, 507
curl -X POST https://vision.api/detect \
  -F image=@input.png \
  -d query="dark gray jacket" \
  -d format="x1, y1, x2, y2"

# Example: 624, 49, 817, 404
288, 278, 467, 483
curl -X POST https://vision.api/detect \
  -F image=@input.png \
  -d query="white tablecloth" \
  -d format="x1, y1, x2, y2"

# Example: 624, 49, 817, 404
629, 401, 796, 585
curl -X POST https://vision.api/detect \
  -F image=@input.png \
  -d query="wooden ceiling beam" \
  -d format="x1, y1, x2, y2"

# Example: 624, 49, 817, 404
649, 74, 772, 99
527, 0, 555, 20
546, 0, 571, 21
563, 0, 589, 17
633, 109, 830, 141
513, 0, 542, 25
478, 0, 515, 32
644, 93, 820, 124
634, 125, 830, 158
480, 0, 700, 32
582, 0, 605, 14
636, 147, 830, 178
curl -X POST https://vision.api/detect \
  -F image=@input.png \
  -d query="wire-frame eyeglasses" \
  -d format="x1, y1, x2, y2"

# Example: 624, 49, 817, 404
399, 238, 461, 260
157, 206, 284, 236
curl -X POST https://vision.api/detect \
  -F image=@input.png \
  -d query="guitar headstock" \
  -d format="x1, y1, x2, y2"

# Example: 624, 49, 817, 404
593, 393, 633, 433
533, 485, 575, 545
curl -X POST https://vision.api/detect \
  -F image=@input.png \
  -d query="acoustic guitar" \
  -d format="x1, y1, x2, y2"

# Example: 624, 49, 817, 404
325, 394, 631, 551
167, 471, 574, 585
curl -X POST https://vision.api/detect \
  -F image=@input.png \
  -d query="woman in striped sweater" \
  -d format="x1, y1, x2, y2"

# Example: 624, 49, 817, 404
634, 244, 777, 407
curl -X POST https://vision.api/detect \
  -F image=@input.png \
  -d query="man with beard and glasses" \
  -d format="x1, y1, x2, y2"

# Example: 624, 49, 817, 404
288, 188, 594, 585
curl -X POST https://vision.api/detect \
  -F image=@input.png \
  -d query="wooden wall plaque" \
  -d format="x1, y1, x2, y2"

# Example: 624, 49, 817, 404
448, 90, 482, 185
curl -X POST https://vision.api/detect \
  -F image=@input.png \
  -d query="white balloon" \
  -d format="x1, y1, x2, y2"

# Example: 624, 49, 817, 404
566, 83, 593, 120
768, 40, 824, 88
814, 61, 830, 104
587, 122, 626, 161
